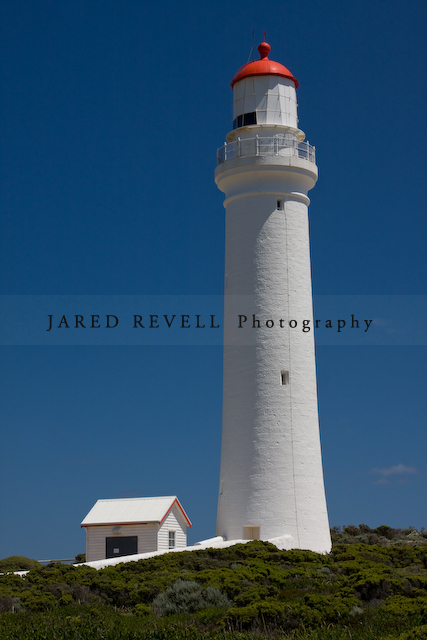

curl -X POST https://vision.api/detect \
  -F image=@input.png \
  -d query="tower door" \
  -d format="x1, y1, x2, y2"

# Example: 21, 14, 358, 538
106, 536, 138, 558
243, 525, 261, 540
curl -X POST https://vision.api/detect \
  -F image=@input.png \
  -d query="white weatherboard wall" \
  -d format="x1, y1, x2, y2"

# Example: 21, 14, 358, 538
215, 69, 331, 554
86, 523, 158, 562
158, 506, 188, 551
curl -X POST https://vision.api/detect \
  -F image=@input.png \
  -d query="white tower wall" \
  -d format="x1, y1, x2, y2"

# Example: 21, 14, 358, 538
215, 47, 331, 554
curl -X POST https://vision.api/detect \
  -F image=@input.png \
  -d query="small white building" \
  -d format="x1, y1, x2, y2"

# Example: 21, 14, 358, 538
81, 496, 192, 562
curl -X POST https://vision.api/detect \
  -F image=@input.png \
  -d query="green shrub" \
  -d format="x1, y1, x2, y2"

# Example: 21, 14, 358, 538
203, 585, 232, 609
226, 602, 260, 626
332, 526, 427, 549
353, 574, 395, 601
383, 624, 427, 640
22, 592, 58, 611
316, 566, 332, 575
0, 595, 24, 612
343, 525, 360, 536
134, 602, 151, 616
382, 595, 427, 618
74, 553, 86, 563
0, 556, 41, 572
1, 537, 426, 638
152, 579, 231, 616
233, 585, 270, 607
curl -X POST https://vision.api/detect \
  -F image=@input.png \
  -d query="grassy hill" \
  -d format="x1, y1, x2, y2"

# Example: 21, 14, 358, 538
0, 526, 426, 639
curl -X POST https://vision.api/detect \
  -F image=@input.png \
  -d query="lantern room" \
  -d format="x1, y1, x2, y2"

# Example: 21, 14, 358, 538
228, 41, 301, 142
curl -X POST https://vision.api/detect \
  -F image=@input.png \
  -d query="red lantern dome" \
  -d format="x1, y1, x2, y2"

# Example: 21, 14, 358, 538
230, 41, 299, 89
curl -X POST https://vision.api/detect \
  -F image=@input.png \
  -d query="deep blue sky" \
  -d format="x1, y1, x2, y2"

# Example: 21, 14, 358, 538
1, 0, 426, 560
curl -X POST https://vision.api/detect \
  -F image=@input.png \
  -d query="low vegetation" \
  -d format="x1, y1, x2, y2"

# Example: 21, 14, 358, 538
0, 526, 426, 639
0, 557, 41, 573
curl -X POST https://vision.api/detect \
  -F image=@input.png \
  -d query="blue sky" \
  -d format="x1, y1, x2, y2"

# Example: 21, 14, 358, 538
0, 0, 426, 560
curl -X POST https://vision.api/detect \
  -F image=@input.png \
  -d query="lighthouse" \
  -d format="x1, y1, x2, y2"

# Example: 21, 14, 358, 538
215, 40, 331, 553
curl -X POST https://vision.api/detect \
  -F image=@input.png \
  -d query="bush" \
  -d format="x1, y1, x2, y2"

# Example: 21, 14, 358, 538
203, 585, 232, 609
382, 595, 427, 618
1, 537, 426, 638
374, 526, 398, 540
74, 553, 86, 563
359, 524, 372, 533
134, 602, 151, 616
152, 579, 231, 616
22, 593, 58, 611
384, 624, 427, 640
344, 525, 360, 536
0, 596, 24, 612
0, 556, 41, 572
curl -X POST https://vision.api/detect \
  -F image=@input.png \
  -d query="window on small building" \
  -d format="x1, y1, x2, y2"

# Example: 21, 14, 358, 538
277, 199, 283, 210
168, 531, 176, 549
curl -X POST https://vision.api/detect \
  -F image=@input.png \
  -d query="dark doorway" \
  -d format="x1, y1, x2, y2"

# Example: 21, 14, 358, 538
106, 536, 138, 558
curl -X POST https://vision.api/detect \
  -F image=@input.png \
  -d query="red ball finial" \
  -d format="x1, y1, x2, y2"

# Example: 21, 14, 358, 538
258, 41, 271, 59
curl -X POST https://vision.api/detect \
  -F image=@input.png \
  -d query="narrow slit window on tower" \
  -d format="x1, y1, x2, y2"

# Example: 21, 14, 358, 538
277, 199, 282, 210
280, 370, 289, 385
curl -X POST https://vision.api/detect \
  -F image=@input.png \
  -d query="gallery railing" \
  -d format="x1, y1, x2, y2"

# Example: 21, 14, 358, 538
217, 135, 316, 165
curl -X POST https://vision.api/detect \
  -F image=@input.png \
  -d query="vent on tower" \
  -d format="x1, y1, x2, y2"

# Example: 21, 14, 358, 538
280, 370, 289, 385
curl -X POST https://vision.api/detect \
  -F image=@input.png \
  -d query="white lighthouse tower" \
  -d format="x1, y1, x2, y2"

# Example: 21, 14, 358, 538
215, 40, 331, 554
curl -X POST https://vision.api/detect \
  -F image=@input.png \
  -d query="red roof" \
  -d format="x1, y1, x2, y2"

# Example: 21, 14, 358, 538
231, 41, 298, 89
